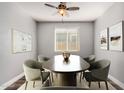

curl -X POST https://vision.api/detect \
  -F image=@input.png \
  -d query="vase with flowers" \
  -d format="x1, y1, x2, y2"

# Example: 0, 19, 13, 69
62, 51, 70, 62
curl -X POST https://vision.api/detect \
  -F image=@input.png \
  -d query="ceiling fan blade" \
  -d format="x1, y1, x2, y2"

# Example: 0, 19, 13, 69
66, 7, 80, 11
44, 3, 58, 9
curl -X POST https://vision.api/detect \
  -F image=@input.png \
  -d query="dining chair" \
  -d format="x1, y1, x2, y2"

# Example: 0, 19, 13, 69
38, 55, 54, 82
83, 59, 111, 90
23, 60, 51, 90
83, 55, 96, 64
80, 55, 96, 82
38, 55, 50, 63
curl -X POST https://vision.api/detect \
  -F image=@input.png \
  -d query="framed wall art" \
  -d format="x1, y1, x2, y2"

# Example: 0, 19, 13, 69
100, 29, 108, 50
12, 29, 32, 53
109, 21, 124, 51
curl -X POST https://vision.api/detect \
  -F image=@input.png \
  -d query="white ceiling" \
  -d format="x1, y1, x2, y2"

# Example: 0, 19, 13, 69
17, 2, 114, 22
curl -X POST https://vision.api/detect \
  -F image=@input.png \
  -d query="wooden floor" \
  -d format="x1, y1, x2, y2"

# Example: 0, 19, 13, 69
5, 75, 123, 90
5, 76, 25, 90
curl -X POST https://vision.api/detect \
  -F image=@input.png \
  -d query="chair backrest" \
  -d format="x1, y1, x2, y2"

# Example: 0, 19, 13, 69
23, 60, 41, 81
83, 55, 96, 64
91, 59, 111, 81
38, 55, 50, 63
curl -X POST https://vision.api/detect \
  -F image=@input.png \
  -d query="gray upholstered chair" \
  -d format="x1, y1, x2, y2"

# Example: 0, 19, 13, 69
38, 55, 54, 82
83, 59, 111, 90
23, 60, 51, 90
83, 55, 96, 64
80, 55, 96, 82
38, 55, 50, 63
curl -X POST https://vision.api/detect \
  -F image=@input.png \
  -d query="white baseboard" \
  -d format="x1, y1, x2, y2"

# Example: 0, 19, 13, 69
0, 72, 24, 90
108, 74, 124, 89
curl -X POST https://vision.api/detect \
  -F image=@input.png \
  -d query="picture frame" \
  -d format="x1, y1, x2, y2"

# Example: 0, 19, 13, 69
100, 28, 109, 50
109, 21, 124, 51
12, 29, 32, 53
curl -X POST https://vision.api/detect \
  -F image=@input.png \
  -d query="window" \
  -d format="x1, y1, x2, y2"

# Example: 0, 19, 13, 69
55, 28, 80, 52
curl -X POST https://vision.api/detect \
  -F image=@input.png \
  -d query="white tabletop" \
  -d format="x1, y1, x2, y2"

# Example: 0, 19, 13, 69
42, 55, 90, 73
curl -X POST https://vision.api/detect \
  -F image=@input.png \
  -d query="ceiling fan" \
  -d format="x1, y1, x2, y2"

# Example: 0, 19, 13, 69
44, 2, 80, 16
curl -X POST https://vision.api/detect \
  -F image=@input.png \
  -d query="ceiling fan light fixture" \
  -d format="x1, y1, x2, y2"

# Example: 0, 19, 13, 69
58, 9, 66, 16
44, 2, 80, 17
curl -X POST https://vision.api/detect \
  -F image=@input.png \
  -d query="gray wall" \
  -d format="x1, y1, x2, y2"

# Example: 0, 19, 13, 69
94, 3, 124, 83
37, 22, 94, 58
0, 3, 37, 85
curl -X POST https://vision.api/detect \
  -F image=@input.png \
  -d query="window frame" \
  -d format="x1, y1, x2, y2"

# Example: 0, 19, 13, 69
54, 28, 80, 52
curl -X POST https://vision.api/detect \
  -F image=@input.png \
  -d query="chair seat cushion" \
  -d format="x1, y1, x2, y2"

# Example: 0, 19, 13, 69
88, 62, 101, 71
33, 62, 44, 71
43, 57, 50, 61
41, 72, 50, 82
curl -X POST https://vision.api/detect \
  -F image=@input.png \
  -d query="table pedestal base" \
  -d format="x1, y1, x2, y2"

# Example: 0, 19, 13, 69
57, 72, 76, 86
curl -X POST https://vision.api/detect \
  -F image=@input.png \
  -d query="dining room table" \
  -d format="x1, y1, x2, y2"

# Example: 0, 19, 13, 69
42, 55, 90, 86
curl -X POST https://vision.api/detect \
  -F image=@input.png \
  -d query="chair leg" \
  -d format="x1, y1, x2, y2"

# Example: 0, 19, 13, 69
89, 82, 91, 87
49, 75, 52, 86
25, 81, 28, 90
51, 72, 54, 82
105, 81, 109, 90
82, 71, 85, 79
40, 74, 43, 84
98, 82, 101, 88
80, 72, 82, 82
33, 81, 35, 88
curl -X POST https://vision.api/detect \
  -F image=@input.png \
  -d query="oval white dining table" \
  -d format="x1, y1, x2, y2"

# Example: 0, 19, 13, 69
42, 55, 90, 86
